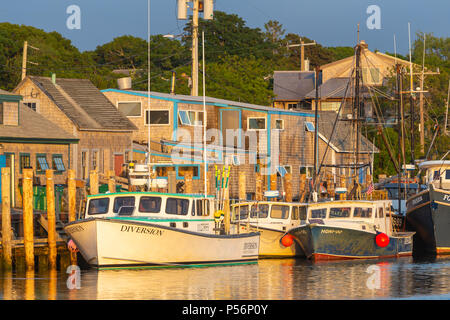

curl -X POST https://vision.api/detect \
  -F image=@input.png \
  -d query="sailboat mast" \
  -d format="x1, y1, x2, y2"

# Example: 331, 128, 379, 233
313, 66, 320, 195
354, 43, 361, 182
202, 31, 207, 198
396, 64, 402, 215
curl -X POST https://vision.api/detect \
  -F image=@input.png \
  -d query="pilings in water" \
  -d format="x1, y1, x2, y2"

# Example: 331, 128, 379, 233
2, 167, 12, 271
23, 169, 34, 271
46, 170, 57, 270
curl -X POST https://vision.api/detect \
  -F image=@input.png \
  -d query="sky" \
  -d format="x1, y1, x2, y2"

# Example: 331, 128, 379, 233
0, 0, 448, 54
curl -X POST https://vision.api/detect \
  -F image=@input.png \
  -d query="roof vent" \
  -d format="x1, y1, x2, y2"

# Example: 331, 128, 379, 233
117, 77, 132, 90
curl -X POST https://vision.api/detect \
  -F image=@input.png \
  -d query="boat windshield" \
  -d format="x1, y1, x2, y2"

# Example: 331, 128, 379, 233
236, 205, 249, 220
270, 205, 289, 219
139, 196, 162, 213
353, 207, 372, 218
88, 198, 109, 215
113, 197, 136, 215
310, 208, 327, 219
165, 198, 189, 215
250, 204, 269, 219
329, 207, 351, 218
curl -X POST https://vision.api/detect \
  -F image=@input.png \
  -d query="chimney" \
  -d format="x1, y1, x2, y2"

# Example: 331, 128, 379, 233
51, 73, 56, 85
117, 77, 132, 90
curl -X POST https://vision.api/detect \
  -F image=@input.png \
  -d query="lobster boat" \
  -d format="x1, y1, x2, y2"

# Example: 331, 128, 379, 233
230, 201, 307, 258
405, 160, 450, 256
64, 192, 260, 269
288, 200, 414, 261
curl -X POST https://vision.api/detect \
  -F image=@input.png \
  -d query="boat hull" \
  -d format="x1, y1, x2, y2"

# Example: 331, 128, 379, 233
64, 218, 260, 269
236, 224, 305, 258
406, 186, 450, 256
288, 224, 413, 261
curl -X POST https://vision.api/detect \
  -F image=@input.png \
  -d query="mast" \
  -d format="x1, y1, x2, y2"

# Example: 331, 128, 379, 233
408, 23, 415, 164
396, 64, 402, 215
313, 65, 320, 197
353, 42, 361, 191
202, 31, 207, 198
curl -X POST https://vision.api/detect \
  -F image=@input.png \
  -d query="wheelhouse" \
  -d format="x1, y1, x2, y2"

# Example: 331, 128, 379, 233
231, 202, 308, 225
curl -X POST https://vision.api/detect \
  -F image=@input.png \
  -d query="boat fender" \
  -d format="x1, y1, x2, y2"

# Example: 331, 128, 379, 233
375, 232, 390, 248
67, 239, 79, 253
281, 234, 294, 247
214, 210, 224, 222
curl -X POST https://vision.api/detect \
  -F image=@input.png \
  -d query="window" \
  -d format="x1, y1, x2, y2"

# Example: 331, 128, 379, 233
20, 153, 31, 173
139, 197, 162, 213
178, 110, 204, 126
248, 117, 266, 130
23, 102, 36, 112
287, 103, 298, 109
353, 207, 372, 218
177, 166, 200, 179
88, 198, 110, 215
146, 110, 170, 125
446, 170, 450, 180
329, 207, 351, 218
300, 166, 314, 178
92, 151, 99, 171
36, 154, 49, 174
292, 207, 299, 220
52, 154, 66, 173
118, 102, 141, 117
299, 206, 307, 220
113, 197, 136, 215
270, 205, 290, 219
166, 198, 189, 215
154, 166, 175, 178
311, 208, 327, 219
305, 122, 315, 132
378, 208, 384, 218
195, 199, 210, 216
275, 119, 284, 130
250, 204, 269, 218
237, 205, 249, 220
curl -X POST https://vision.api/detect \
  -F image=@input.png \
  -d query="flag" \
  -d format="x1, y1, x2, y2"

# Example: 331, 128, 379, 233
367, 182, 374, 194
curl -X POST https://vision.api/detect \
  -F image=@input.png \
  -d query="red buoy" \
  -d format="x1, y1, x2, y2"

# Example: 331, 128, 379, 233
281, 234, 294, 247
375, 233, 390, 248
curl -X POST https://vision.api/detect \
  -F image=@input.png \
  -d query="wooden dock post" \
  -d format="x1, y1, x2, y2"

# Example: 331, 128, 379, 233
168, 171, 176, 193
108, 170, 115, 193
89, 170, 99, 195
68, 169, 77, 266
239, 173, 246, 201
299, 173, 306, 202
46, 169, 57, 270
270, 173, 277, 193
255, 171, 263, 201
284, 173, 292, 202
1, 167, 12, 270
185, 171, 193, 194
22, 168, 35, 271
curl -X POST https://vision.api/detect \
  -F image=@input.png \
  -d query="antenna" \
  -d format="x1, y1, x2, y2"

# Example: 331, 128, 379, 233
202, 31, 208, 197
147, 0, 152, 188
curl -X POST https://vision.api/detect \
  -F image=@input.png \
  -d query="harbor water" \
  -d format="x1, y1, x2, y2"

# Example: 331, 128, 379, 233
0, 256, 449, 300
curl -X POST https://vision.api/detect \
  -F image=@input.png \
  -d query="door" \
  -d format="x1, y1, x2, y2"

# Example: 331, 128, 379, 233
114, 154, 124, 177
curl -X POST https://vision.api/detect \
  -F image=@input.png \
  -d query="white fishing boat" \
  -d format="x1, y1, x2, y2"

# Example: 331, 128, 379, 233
64, 192, 260, 269
230, 201, 307, 258
288, 200, 415, 261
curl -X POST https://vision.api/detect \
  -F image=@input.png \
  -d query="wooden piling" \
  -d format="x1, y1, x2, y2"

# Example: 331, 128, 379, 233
185, 171, 193, 194
68, 169, 76, 223
239, 173, 246, 201
168, 171, 176, 193
299, 173, 306, 202
22, 168, 34, 271
284, 173, 292, 202
89, 170, 99, 195
255, 172, 263, 201
108, 170, 115, 193
270, 173, 277, 193
1, 167, 12, 270
46, 169, 57, 270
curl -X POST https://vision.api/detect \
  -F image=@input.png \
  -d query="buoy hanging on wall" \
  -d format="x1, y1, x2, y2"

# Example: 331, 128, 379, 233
281, 234, 294, 247
375, 232, 390, 248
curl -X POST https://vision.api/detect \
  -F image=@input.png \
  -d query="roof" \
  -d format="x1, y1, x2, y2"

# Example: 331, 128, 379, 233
273, 71, 316, 101
304, 77, 371, 99
26, 76, 137, 132
101, 88, 316, 117
316, 111, 378, 153
0, 103, 78, 143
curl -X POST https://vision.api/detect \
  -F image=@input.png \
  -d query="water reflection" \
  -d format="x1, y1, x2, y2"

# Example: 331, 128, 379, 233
0, 257, 449, 300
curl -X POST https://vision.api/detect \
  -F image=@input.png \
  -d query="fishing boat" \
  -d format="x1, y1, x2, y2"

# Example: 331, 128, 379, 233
64, 192, 260, 269
287, 200, 414, 261
405, 160, 450, 256
230, 201, 307, 258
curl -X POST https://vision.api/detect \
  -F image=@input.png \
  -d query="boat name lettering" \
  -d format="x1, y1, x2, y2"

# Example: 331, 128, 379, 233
243, 242, 257, 250
411, 196, 423, 206
120, 225, 163, 236
321, 229, 343, 234
66, 225, 84, 234
443, 195, 450, 202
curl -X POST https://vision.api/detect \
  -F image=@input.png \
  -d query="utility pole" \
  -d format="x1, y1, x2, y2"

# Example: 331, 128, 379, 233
21, 41, 39, 81
191, 0, 199, 96
287, 39, 316, 71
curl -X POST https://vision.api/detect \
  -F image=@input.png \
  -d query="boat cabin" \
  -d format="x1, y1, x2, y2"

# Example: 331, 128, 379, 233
231, 202, 308, 232
419, 160, 450, 190
306, 200, 394, 235
84, 192, 216, 233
